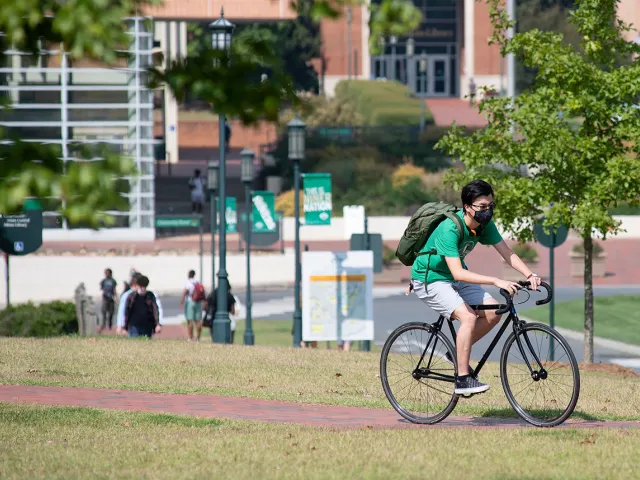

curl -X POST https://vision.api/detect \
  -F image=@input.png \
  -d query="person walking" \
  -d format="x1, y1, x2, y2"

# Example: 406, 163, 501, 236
99, 268, 118, 333
188, 169, 206, 214
116, 273, 164, 336
123, 275, 161, 339
180, 270, 206, 342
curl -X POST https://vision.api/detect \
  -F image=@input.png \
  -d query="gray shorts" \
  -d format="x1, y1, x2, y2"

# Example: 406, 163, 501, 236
411, 280, 492, 319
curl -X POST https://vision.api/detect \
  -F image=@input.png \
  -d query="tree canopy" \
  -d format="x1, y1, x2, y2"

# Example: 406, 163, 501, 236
437, 0, 640, 362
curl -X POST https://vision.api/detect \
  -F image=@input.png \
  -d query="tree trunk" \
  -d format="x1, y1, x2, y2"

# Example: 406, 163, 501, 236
583, 235, 594, 363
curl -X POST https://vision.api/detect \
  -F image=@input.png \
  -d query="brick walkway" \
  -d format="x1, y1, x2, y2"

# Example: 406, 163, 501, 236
1, 385, 638, 430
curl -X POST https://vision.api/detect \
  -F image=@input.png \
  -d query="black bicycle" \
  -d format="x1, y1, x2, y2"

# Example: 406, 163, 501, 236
380, 281, 580, 427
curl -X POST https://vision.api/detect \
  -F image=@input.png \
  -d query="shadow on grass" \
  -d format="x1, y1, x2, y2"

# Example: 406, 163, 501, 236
479, 407, 601, 422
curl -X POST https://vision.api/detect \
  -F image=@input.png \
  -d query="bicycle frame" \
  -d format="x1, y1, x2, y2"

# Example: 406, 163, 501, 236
414, 301, 549, 384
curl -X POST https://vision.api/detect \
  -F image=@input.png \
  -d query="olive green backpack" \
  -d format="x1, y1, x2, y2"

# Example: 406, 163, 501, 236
395, 202, 465, 266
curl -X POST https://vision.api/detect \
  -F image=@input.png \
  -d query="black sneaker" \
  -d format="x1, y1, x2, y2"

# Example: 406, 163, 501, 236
455, 375, 490, 395
444, 351, 477, 379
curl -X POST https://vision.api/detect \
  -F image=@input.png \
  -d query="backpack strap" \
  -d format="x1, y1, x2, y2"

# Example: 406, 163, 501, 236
445, 211, 465, 247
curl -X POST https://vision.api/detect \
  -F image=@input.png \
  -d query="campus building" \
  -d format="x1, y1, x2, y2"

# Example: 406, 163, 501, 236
1, 0, 637, 241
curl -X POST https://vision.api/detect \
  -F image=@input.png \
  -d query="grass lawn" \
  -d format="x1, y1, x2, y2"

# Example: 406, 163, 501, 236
1, 403, 637, 480
205, 319, 380, 352
523, 295, 640, 345
1, 337, 639, 421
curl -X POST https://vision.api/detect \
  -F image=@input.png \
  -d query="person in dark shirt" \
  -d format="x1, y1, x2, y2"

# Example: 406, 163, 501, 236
124, 276, 161, 339
99, 268, 118, 332
204, 282, 237, 342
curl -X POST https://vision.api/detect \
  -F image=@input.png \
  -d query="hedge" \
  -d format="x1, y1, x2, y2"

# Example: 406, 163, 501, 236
0, 301, 78, 337
335, 80, 434, 126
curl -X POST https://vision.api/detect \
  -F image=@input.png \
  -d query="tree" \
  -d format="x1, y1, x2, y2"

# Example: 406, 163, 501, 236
238, 0, 321, 92
436, 0, 640, 362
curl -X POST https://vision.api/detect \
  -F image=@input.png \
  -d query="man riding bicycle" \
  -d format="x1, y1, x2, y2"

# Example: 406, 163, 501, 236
410, 180, 542, 395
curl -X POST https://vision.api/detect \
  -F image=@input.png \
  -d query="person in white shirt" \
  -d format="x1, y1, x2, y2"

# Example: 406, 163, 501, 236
116, 273, 164, 336
188, 169, 206, 214
180, 270, 205, 342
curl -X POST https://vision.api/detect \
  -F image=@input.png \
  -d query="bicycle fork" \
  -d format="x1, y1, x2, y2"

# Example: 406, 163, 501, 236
512, 315, 548, 381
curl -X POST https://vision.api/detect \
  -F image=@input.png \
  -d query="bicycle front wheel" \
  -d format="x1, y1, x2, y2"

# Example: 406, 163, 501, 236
380, 322, 458, 424
500, 323, 580, 427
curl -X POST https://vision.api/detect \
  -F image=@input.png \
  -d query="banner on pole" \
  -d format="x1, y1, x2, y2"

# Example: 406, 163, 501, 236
226, 197, 237, 233
252, 191, 276, 233
303, 173, 332, 225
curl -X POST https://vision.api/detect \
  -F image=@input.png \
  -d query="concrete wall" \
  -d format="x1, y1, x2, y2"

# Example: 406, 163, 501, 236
281, 215, 640, 242
0, 252, 294, 307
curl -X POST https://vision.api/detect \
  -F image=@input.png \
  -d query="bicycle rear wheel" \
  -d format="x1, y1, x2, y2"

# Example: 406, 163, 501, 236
500, 322, 580, 427
380, 322, 458, 424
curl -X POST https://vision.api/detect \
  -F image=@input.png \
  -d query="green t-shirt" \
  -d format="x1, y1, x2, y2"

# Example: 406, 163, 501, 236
410, 210, 503, 284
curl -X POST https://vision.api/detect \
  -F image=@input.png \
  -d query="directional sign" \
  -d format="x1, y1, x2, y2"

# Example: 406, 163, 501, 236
155, 217, 201, 228
0, 199, 43, 256
303, 173, 332, 225
252, 191, 276, 233
534, 220, 568, 248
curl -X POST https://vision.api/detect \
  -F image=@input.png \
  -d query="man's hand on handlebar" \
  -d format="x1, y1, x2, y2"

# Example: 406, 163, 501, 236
493, 278, 520, 296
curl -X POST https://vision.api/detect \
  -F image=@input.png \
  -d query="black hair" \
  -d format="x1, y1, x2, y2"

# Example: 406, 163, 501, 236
194, 169, 201, 176
188, 270, 196, 278
105, 268, 112, 276
461, 180, 494, 206
137, 275, 150, 288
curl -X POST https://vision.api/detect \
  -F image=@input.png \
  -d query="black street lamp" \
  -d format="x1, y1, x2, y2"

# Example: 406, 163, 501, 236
209, 8, 235, 344
288, 116, 306, 348
241, 148, 255, 346
207, 160, 219, 303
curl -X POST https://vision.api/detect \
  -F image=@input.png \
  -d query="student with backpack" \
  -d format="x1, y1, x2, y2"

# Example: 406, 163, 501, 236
396, 180, 541, 396
180, 270, 206, 342
123, 275, 161, 338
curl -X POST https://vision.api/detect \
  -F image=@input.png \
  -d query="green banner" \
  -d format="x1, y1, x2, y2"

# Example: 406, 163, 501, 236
225, 197, 237, 233
252, 191, 276, 233
303, 173, 332, 225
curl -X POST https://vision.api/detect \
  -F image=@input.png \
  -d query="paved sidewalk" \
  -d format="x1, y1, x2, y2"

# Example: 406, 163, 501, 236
1, 385, 638, 430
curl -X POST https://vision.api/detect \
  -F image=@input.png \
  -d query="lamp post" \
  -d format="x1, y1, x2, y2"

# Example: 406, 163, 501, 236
209, 8, 235, 344
288, 116, 306, 348
390, 35, 397, 82
207, 160, 219, 299
240, 148, 255, 346
406, 38, 414, 94
419, 53, 427, 132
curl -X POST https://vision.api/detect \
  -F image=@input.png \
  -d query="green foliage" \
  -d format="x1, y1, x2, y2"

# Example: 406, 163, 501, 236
0, 301, 78, 337
280, 94, 364, 127
0, 0, 159, 63
150, 28, 298, 124
0, 139, 136, 226
438, 0, 640, 243
291, 0, 422, 54
511, 243, 539, 262
237, 0, 320, 92
335, 80, 434, 126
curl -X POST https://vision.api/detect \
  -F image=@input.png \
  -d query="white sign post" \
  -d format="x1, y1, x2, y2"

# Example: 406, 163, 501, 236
343, 205, 365, 240
301, 251, 374, 342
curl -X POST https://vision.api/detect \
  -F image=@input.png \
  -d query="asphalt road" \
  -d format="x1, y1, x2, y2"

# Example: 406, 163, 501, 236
157, 285, 640, 371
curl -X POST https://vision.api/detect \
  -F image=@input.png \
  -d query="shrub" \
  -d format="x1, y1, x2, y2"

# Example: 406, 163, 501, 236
0, 301, 78, 337
391, 162, 427, 189
275, 189, 304, 217
511, 243, 539, 263
572, 241, 605, 257
335, 80, 434, 126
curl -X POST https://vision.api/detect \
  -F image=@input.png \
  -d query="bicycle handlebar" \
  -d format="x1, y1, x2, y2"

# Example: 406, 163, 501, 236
495, 280, 552, 315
